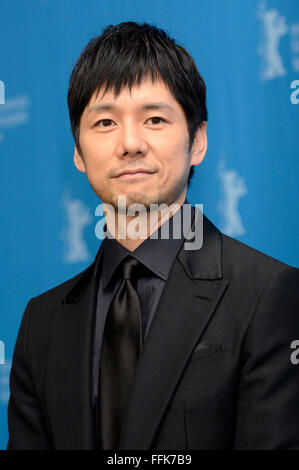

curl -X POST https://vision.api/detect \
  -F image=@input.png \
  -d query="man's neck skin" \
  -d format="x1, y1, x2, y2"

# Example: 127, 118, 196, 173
104, 190, 187, 252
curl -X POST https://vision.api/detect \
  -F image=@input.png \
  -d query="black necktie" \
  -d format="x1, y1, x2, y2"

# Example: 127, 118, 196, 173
99, 256, 142, 449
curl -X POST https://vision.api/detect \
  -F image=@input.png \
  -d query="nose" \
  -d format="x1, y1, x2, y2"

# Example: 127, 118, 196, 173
115, 120, 149, 158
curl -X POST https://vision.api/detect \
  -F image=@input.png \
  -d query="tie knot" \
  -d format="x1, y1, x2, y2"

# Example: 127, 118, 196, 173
121, 256, 141, 280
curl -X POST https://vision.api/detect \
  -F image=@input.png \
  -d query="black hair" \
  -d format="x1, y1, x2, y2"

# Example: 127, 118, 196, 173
67, 21, 208, 186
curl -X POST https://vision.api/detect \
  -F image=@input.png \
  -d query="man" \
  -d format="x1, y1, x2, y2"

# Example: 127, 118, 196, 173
7, 22, 299, 450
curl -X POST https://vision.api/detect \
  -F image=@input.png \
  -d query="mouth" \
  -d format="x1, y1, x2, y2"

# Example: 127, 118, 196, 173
113, 169, 157, 180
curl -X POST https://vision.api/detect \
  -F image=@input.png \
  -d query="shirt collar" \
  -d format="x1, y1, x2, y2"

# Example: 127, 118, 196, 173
100, 199, 195, 289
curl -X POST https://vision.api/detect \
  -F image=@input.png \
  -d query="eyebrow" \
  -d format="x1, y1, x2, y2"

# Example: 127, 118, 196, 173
86, 102, 175, 114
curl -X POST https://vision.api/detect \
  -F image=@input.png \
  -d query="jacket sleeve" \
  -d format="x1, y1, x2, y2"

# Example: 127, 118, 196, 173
234, 266, 299, 449
7, 300, 51, 449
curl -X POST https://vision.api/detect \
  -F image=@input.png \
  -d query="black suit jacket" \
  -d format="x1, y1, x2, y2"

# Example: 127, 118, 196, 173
7, 214, 299, 449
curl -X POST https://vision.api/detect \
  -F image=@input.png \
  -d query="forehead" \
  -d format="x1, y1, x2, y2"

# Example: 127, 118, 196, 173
85, 77, 183, 114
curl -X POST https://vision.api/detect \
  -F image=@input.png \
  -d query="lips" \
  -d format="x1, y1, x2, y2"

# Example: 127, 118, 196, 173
114, 168, 155, 178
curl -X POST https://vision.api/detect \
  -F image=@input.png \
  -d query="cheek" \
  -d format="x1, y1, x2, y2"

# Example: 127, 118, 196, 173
80, 137, 109, 169
165, 142, 190, 174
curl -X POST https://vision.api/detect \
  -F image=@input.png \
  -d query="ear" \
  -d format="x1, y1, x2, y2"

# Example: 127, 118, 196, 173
73, 145, 86, 173
190, 122, 207, 167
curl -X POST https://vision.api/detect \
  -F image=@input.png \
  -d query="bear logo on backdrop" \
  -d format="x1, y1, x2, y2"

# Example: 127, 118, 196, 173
217, 161, 248, 237
257, 1, 299, 80
61, 192, 92, 264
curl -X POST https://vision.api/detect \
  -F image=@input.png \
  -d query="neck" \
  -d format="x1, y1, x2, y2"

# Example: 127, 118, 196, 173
104, 191, 187, 251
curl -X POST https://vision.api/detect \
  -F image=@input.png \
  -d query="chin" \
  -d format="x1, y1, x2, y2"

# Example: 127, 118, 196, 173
108, 192, 161, 212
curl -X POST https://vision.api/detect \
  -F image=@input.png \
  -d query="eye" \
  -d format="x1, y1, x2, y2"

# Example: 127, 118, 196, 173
147, 117, 166, 125
94, 119, 115, 128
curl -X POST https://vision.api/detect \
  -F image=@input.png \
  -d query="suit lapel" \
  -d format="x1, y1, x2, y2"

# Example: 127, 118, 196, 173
119, 213, 228, 450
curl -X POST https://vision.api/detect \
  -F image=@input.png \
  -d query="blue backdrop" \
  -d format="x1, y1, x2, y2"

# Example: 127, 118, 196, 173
0, 0, 298, 449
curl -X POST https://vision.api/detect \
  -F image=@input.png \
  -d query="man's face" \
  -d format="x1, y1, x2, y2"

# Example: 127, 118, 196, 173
74, 77, 207, 210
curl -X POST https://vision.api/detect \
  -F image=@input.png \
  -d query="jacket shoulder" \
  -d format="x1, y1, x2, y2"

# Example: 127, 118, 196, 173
29, 263, 93, 311
221, 232, 298, 283
18, 262, 97, 360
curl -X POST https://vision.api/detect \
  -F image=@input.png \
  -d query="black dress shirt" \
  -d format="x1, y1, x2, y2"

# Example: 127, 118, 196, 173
92, 200, 195, 418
